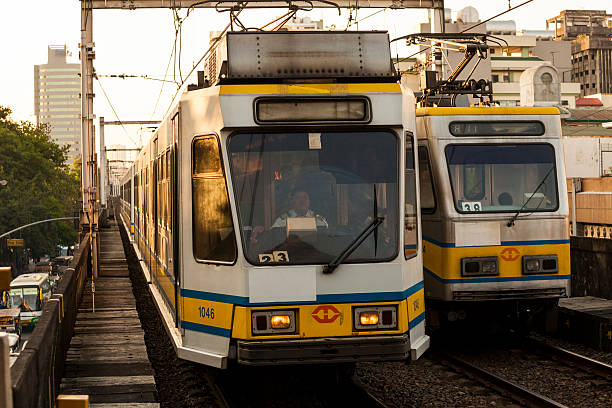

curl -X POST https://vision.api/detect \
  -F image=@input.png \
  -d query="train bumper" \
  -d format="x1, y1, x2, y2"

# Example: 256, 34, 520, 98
452, 287, 567, 301
236, 334, 411, 365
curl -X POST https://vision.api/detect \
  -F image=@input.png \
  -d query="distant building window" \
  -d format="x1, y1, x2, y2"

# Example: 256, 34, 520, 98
502, 75, 509, 82
592, 70, 595, 74
585, 84, 589, 88
492, 74, 499, 82
592, 83, 596, 89
561, 100, 569, 106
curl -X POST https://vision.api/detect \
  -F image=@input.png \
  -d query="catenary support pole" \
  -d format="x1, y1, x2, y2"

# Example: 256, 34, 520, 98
100, 117, 106, 208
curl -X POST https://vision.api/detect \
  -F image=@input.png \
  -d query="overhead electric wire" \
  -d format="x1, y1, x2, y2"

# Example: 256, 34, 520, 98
98, 74, 179, 84
162, 7, 245, 120
95, 75, 139, 147
345, 6, 389, 30
392, 0, 534, 67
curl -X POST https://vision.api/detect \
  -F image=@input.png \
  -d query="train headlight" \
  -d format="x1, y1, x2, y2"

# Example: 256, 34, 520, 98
525, 259, 540, 272
251, 310, 296, 335
270, 315, 291, 329
354, 306, 397, 330
522, 255, 558, 275
461, 257, 499, 277
359, 312, 379, 325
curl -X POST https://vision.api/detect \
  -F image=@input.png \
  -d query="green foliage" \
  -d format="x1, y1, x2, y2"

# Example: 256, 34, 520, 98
0, 106, 80, 261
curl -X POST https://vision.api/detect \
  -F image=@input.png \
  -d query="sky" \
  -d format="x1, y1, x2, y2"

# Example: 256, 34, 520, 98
0, 0, 610, 152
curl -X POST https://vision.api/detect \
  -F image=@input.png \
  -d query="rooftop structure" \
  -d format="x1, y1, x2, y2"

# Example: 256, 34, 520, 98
547, 10, 612, 97
546, 10, 612, 41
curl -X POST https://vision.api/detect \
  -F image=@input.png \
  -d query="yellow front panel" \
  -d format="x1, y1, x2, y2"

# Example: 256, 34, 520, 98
423, 241, 570, 281
231, 300, 413, 340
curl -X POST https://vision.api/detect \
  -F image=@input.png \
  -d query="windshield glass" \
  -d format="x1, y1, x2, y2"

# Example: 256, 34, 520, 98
228, 131, 399, 265
446, 144, 558, 213
9, 287, 40, 312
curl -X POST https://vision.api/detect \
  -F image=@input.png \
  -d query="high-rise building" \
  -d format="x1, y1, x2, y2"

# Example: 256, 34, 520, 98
34, 45, 81, 163
547, 10, 612, 96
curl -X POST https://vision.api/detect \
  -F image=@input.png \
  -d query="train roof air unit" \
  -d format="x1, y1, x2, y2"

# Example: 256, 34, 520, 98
203, 31, 398, 86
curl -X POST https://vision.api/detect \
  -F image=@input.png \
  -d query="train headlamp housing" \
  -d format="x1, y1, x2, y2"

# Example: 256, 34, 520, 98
353, 306, 397, 331
461, 257, 499, 277
251, 310, 297, 335
522, 255, 558, 275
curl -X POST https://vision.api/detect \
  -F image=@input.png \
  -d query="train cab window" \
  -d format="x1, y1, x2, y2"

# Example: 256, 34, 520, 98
463, 165, 485, 200
417, 146, 436, 214
445, 144, 558, 213
192, 136, 237, 263
228, 131, 399, 265
405, 133, 418, 259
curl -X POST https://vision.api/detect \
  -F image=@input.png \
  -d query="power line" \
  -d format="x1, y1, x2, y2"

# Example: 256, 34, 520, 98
162, 9, 243, 120
97, 74, 179, 84
393, 0, 534, 67
94, 75, 139, 147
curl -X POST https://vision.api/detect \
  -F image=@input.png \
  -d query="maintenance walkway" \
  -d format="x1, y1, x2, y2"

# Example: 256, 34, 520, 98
58, 217, 159, 406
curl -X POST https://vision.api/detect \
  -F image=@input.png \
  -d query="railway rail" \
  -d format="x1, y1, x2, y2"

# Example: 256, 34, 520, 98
523, 336, 612, 381
435, 351, 568, 408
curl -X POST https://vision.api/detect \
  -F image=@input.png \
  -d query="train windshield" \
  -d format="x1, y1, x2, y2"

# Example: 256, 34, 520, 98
446, 144, 558, 213
228, 131, 399, 265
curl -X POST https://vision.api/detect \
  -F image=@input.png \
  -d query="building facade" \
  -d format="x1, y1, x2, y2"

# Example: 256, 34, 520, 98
34, 45, 81, 163
547, 10, 612, 97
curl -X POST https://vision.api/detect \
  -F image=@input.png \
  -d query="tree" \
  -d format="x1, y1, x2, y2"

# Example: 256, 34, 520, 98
0, 106, 80, 266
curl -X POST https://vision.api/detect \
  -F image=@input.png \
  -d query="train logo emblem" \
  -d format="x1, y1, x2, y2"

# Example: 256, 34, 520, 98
500, 247, 520, 261
312, 305, 341, 323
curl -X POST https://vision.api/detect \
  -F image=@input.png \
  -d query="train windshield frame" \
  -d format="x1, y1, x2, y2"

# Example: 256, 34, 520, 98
227, 130, 400, 266
445, 143, 559, 214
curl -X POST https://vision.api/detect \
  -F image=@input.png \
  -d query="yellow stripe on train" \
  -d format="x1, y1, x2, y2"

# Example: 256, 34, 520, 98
220, 83, 401, 95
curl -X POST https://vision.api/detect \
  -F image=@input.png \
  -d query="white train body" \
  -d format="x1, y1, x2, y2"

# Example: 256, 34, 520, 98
120, 31, 429, 368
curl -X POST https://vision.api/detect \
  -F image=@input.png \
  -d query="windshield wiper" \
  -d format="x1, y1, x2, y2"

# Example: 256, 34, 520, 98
323, 216, 385, 274
507, 166, 554, 227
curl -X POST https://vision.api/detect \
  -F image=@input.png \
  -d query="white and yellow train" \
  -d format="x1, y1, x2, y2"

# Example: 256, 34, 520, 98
416, 107, 570, 328
120, 31, 429, 368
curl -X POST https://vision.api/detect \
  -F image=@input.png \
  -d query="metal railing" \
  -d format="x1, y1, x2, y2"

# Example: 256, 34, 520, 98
9, 233, 91, 408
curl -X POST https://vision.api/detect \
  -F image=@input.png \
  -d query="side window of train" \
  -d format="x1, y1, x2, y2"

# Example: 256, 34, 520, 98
463, 164, 485, 200
192, 135, 237, 264
417, 146, 437, 214
405, 132, 418, 260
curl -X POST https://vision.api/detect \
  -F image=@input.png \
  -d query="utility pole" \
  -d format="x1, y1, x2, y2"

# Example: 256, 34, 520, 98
81, 0, 98, 279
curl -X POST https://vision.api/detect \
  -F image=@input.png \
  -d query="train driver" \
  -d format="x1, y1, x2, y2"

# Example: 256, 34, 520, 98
271, 189, 328, 229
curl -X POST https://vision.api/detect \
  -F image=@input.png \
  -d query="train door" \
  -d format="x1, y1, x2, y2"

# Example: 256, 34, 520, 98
170, 112, 180, 327
143, 156, 148, 265
153, 138, 159, 260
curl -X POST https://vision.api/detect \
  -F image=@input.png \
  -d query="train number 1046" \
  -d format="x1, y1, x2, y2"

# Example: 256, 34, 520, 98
198, 306, 215, 320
